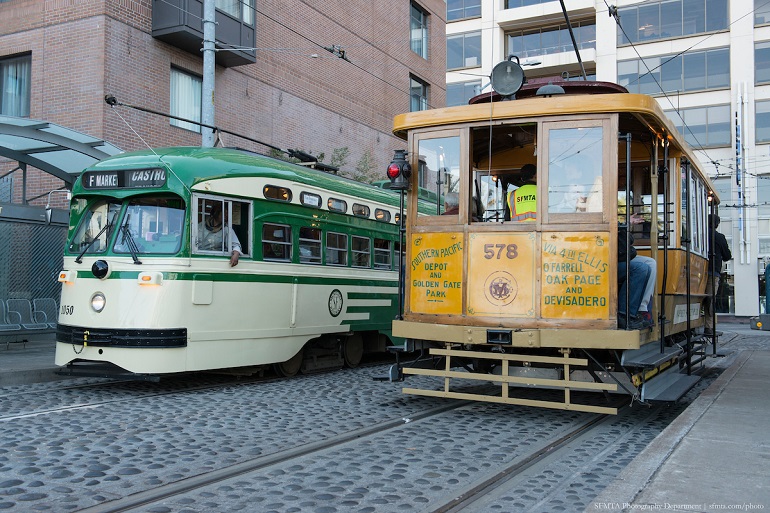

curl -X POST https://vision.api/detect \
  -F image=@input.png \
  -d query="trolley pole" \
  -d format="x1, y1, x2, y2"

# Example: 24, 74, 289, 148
397, 190, 405, 320
201, 0, 216, 148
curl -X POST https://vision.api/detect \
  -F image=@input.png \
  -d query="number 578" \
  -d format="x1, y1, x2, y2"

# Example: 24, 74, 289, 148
483, 243, 518, 259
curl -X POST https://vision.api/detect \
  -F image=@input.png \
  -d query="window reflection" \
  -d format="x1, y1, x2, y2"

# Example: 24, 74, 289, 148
69, 200, 122, 254
548, 127, 603, 214
617, 0, 727, 45
417, 136, 461, 216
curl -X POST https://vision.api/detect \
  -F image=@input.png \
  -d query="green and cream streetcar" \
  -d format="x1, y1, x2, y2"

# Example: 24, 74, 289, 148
55, 147, 415, 378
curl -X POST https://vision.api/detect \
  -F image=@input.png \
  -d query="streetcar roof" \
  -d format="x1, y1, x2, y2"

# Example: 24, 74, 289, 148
74, 146, 420, 208
393, 92, 717, 200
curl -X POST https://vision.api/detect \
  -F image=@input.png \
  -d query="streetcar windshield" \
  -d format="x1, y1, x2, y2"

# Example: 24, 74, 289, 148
68, 199, 122, 254
113, 196, 185, 255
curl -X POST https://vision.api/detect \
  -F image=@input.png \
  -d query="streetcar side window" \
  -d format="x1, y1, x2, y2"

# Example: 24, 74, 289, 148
352, 203, 370, 218
373, 238, 392, 269
300, 191, 321, 208
262, 223, 291, 261
375, 209, 391, 223
193, 196, 251, 258
264, 185, 292, 202
299, 226, 322, 264
326, 232, 348, 266
352, 236, 371, 268
328, 198, 347, 213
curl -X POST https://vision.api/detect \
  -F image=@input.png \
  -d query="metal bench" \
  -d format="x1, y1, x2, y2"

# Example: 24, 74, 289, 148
2, 299, 54, 349
33, 298, 59, 330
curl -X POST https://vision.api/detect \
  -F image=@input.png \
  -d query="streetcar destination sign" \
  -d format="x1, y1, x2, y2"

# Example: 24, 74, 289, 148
82, 168, 167, 189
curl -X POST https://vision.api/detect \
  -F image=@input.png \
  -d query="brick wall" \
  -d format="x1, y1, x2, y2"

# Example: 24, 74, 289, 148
0, 0, 446, 201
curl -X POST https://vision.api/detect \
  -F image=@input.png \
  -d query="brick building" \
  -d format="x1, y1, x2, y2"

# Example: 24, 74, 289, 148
0, 0, 445, 310
0, 0, 446, 207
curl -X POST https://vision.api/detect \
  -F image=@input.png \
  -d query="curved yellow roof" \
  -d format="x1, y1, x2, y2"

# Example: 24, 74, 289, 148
393, 92, 716, 198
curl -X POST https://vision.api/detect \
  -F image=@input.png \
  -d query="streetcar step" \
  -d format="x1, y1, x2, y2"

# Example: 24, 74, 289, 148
621, 341, 683, 368
641, 371, 700, 402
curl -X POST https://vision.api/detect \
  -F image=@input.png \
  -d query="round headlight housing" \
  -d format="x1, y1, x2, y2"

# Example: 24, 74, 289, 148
91, 292, 106, 313
92, 260, 109, 280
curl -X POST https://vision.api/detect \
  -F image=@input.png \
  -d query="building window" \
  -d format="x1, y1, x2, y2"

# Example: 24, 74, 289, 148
757, 0, 770, 25
410, 75, 428, 112
410, 3, 428, 59
170, 68, 202, 133
757, 100, 770, 144
617, 0, 728, 45
618, 47, 729, 95
447, 0, 480, 21
447, 81, 481, 107
758, 177, 770, 252
757, 42, 770, 84
447, 31, 481, 70
505, 0, 553, 7
507, 21, 595, 60
665, 105, 731, 149
0, 54, 31, 117
215, 0, 253, 24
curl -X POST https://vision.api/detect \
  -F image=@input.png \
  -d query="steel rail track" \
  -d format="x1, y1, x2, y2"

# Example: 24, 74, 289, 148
0, 358, 397, 419
428, 399, 629, 513
72, 399, 472, 513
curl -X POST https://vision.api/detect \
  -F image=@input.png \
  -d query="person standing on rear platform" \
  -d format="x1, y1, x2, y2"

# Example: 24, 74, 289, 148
705, 214, 731, 335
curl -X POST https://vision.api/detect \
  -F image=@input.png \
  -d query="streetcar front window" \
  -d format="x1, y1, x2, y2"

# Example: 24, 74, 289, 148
547, 126, 603, 215
68, 199, 122, 254
113, 196, 185, 255
416, 135, 461, 216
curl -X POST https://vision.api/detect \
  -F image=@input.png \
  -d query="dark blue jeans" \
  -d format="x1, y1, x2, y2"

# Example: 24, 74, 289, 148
618, 258, 652, 319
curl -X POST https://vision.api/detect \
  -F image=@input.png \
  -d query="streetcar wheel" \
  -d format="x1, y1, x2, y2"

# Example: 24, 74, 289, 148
274, 348, 304, 377
343, 334, 364, 368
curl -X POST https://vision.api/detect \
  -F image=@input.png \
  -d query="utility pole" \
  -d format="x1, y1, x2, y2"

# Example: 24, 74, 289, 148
201, 0, 216, 147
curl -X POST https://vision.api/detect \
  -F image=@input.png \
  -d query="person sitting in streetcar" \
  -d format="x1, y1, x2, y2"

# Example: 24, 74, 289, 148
197, 202, 242, 267
618, 193, 657, 325
618, 224, 653, 330
506, 163, 537, 222
443, 192, 460, 215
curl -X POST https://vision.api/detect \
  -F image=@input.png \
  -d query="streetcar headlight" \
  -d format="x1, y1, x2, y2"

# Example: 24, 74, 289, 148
92, 259, 110, 280
91, 292, 106, 313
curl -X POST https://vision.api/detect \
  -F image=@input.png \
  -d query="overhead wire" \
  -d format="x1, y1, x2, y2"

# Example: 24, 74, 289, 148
153, 0, 444, 107
604, 0, 717, 164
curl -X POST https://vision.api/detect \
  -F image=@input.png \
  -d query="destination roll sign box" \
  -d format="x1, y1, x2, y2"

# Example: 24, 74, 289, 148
82, 168, 167, 189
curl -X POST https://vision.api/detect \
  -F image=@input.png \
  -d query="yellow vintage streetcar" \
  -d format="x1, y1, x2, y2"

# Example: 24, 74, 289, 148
386, 61, 718, 414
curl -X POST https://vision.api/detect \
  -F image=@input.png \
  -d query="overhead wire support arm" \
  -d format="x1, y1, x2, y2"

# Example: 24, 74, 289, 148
559, 0, 588, 81
322, 45, 351, 62
104, 94, 290, 158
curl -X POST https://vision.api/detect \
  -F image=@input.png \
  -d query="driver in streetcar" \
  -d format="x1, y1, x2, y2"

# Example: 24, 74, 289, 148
197, 202, 242, 266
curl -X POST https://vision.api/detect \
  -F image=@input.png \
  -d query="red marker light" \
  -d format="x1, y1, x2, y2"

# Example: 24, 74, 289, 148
387, 163, 401, 179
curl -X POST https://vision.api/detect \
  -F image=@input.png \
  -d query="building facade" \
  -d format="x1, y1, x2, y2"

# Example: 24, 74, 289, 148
0, 0, 446, 198
446, 0, 769, 317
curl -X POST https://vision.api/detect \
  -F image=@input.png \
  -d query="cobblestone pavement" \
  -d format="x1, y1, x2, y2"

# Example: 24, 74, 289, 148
0, 326, 764, 513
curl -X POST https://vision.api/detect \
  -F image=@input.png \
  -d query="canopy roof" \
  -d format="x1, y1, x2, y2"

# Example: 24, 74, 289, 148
0, 116, 122, 185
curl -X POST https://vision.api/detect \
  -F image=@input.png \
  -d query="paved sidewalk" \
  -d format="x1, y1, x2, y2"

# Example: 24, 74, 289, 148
587, 345, 770, 512
0, 333, 63, 386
